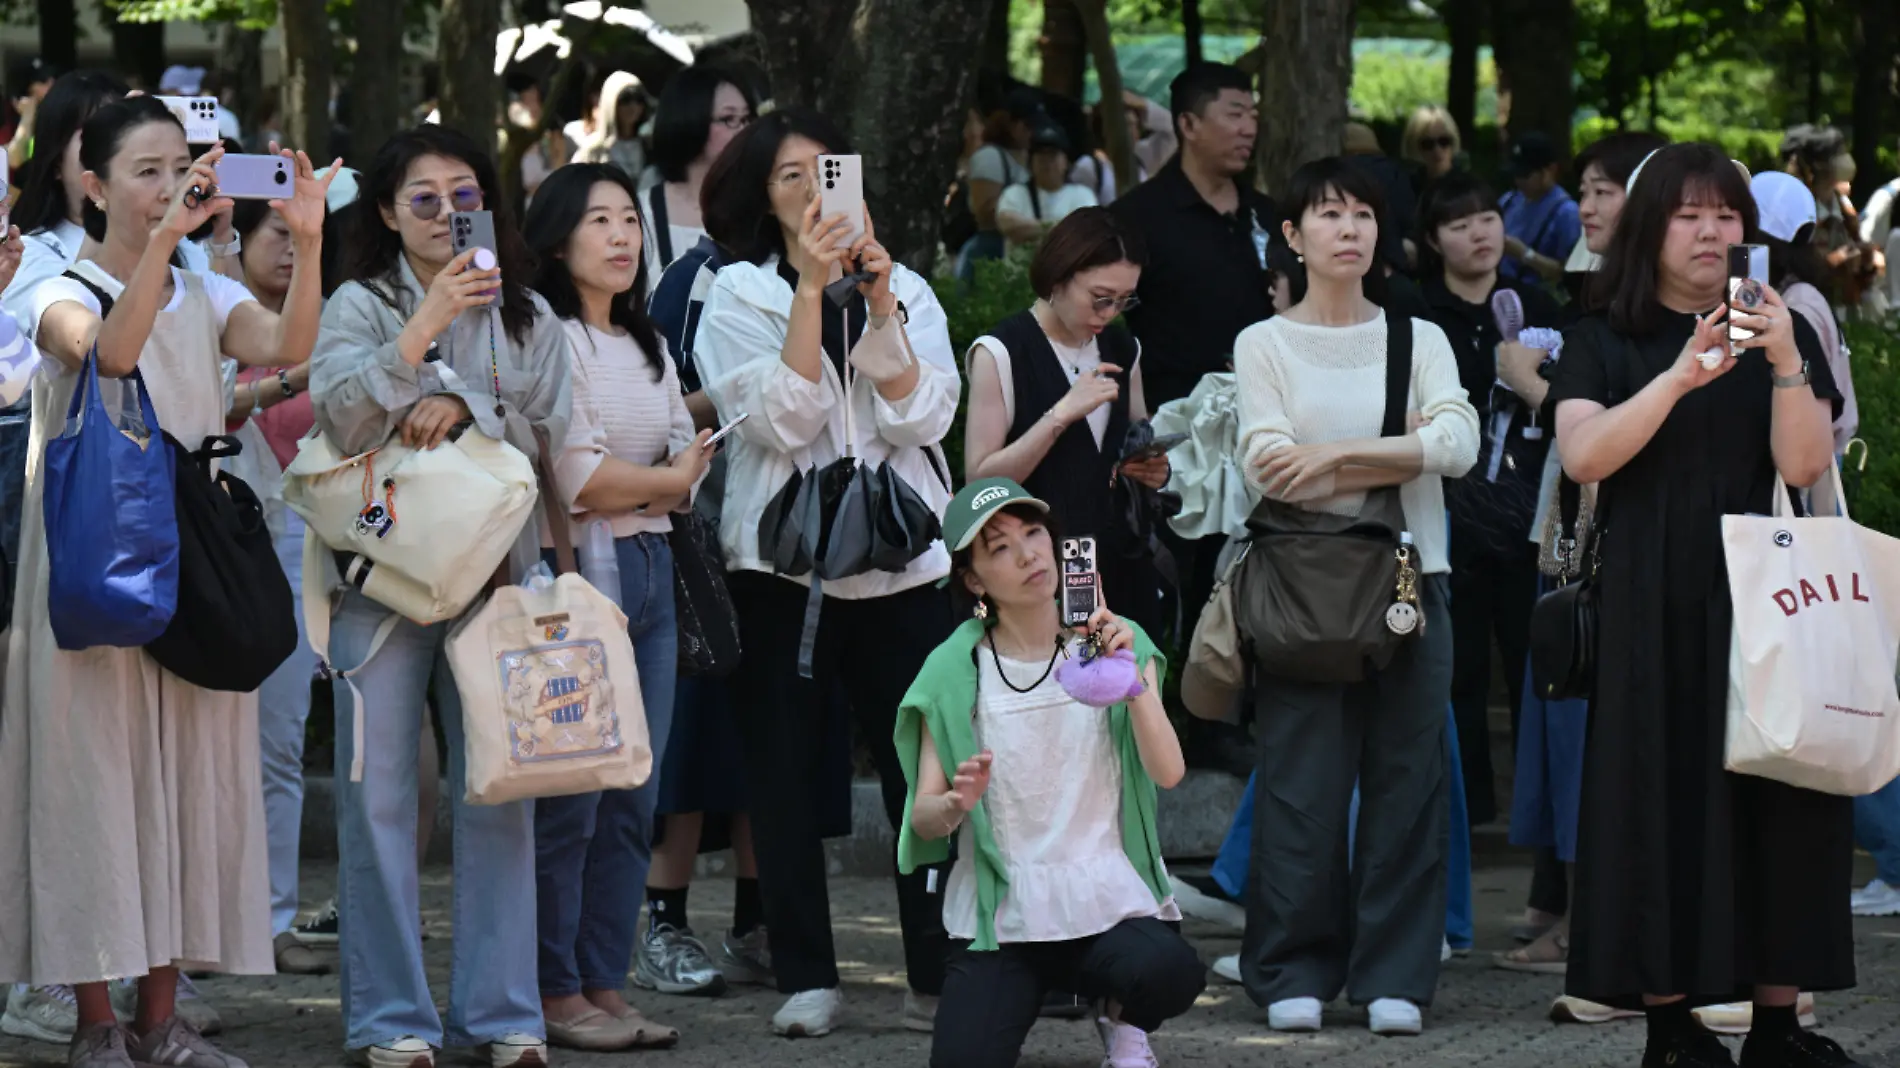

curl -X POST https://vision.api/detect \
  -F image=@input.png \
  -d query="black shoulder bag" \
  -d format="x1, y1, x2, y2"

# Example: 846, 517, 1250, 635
1234, 314, 1422, 684
1527, 474, 1597, 700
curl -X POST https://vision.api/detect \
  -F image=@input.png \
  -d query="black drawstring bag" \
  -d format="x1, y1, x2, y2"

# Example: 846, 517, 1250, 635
145, 434, 297, 692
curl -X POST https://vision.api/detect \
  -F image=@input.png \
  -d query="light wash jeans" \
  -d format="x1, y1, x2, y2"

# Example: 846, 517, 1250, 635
330, 588, 541, 1050
259, 512, 317, 935
534, 533, 678, 995
1854, 774, 1900, 886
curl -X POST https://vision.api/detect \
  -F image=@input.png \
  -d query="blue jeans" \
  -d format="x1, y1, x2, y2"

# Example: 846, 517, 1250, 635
1211, 703, 1474, 949
534, 533, 678, 996
260, 513, 317, 935
1854, 774, 1900, 886
331, 589, 542, 1050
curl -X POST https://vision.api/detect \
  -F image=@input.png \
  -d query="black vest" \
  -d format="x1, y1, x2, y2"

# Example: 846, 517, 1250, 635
992, 309, 1136, 560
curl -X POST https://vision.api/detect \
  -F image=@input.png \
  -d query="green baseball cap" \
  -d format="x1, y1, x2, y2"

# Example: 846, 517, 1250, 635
941, 477, 1050, 557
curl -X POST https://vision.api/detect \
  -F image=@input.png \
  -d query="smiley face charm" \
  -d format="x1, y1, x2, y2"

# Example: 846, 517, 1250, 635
1385, 601, 1420, 636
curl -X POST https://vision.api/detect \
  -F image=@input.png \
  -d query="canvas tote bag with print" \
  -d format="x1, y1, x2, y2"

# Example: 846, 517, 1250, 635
448, 436, 650, 805
1723, 464, 1900, 795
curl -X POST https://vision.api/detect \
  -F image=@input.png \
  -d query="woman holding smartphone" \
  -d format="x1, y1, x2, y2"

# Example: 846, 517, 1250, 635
694, 107, 960, 1039
311, 124, 576, 1068
963, 206, 1168, 637
0, 95, 332, 1068
522, 161, 712, 1052
1551, 143, 1855, 1068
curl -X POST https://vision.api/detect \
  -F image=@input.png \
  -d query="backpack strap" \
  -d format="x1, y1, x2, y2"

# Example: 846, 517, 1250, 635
648, 186, 674, 267
1380, 314, 1414, 438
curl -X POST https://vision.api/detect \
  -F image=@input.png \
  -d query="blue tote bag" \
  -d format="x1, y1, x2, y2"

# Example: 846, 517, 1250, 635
43, 347, 179, 650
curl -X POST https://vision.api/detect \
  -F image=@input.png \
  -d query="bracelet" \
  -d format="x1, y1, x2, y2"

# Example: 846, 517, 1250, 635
278, 368, 296, 397
207, 234, 242, 258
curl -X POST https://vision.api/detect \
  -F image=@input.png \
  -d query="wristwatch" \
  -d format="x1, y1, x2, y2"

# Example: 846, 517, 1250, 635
277, 368, 296, 397
1771, 360, 1811, 389
206, 234, 242, 258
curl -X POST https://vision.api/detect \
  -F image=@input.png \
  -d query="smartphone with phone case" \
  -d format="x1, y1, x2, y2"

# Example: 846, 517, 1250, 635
1060, 536, 1100, 629
704, 412, 749, 449
1124, 432, 1188, 464
1728, 243, 1770, 344
212, 154, 293, 200
450, 210, 504, 308
157, 96, 221, 144
817, 154, 866, 251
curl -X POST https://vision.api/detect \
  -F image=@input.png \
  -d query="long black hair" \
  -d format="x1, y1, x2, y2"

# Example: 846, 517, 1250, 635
78, 96, 185, 244
1279, 156, 1391, 308
650, 64, 756, 184
341, 124, 538, 344
1594, 142, 1758, 335
524, 162, 663, 380
701, 107, 851, 266
12, 70, 128, 237
1415, 170, 1503, 281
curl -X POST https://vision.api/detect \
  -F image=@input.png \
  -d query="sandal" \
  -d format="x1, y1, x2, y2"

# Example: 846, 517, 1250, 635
604, 1006, 680, 1050
1494, 922, 1569, 975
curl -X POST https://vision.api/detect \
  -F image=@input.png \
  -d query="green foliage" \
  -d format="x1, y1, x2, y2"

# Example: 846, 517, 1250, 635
1349, 48, 1496, 124
112, 0, 274, 27
929, 249, 1038, 485
1843, 320, 1900, 540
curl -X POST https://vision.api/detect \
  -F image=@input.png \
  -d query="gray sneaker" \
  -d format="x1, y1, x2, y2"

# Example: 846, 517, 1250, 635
66, 1022, 137, 1068
717, 927, 773, 986
130, 1015, 249, 1068
632, 924, 728, 997
5, 984, 78, 1044
109, 975, 222, 1037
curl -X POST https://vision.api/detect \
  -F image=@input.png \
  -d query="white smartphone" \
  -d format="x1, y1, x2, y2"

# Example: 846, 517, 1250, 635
157, 96, 221, 144
1060, 536, 1100, 628
212, 154, 293, 200
704, 412, 749, 449
817, 154, 866, 250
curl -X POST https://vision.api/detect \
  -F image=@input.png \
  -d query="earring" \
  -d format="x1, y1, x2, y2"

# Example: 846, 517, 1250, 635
1296, 253, 1304, 263
973, 599, 989, 621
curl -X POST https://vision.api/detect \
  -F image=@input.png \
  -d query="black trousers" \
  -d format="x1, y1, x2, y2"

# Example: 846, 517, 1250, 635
1447, 542, 1538, 827
726, 571, 952, 994
929, 918, 1205, 1068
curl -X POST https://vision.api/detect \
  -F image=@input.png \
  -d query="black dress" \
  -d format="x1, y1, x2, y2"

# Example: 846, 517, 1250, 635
1550, 310, 1856, 1008
984, 310, 1162, 637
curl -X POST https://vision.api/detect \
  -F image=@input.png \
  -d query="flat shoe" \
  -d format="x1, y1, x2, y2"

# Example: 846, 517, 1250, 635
545, 1007, 635, 1052
602, 1006, 680, 1050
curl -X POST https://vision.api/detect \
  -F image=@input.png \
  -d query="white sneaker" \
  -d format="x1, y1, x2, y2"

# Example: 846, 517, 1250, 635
1096, 1016, 1160, 1068
1267, 996, 1322, 1032
2, 984, 77, 1044
1211, 955, 1241, 984
1166, 875, 1245, 930
1851, 877, 1900, 916
1441, 937, 1452, 963
1368, 998, 1422, 1036
356, 1036, 435, 1068
484, 1032, 547, 1068
770, 988, 842, 1038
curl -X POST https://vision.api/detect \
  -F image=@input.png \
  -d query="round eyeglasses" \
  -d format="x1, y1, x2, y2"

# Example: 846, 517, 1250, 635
404, 186, 484, 221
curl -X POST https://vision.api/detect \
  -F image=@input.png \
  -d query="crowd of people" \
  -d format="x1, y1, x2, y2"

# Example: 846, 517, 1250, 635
0, 45, 1896, 1068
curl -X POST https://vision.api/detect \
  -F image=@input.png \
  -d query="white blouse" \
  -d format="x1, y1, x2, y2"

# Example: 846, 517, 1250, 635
943, 648, 1178, 943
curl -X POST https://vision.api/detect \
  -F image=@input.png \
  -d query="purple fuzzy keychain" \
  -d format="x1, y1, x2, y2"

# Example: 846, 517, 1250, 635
1055, 636, 1145, 708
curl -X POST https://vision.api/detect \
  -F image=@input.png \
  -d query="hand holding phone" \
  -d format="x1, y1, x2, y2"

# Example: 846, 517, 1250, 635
817, 155, 866, 251
1122, 432, 1187, 464
704, 412, 749, 449
451, 211, 504, 308
1727, 243, 1770, 345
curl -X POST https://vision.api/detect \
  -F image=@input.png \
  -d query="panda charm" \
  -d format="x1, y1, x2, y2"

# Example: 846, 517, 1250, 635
1385, 601, 1420, 635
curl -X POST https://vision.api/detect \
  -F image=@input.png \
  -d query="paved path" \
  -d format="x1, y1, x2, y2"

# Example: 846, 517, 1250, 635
4, 861, 1897, 1068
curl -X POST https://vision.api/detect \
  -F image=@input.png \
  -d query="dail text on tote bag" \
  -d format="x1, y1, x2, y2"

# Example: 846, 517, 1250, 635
1723, 464, 1900, 796
449, 435, 649, 804
44, 347, 179, 650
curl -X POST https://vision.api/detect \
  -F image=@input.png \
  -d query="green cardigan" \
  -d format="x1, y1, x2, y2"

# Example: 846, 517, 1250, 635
893, 617, 1171, 951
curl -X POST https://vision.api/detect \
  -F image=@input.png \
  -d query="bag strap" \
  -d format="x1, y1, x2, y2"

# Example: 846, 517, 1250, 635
63, 268, 116, 320
534, 426, 579, 576
648, 186, 674, 266
1380, 314, 1414, 438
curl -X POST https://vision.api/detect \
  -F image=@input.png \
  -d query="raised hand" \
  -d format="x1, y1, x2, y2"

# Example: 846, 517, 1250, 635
949, 750, 994, 812
160, 146, 233, 240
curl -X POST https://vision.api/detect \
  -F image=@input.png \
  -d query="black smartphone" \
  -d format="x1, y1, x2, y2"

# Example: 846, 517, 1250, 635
1728, 243, 1769, 344
1124, 432, 1188, 464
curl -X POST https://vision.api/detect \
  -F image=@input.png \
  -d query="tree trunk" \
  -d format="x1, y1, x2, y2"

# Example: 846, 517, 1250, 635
518, 0, 553, 21
352, 0, 409, 168
1077, 0, 1134, 190
747, 0, 999, 273
110, 16, 165, 94
1256, 0, 1355, 198
1444, 0, 1478, 142
438, 0, 503, 153
1850, 0, 1897, 204
1803, 0, 1822, 124
1492, 0, 1575, 165
1041, 0, 1088, 102
38, 0, 78, 73
981, 0, 1014, 83
1183, 0, 1205, 67
224, 25, 265, 143
279, 0, 332, 158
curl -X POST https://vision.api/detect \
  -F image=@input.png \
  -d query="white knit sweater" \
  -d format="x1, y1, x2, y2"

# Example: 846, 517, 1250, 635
1234, 310, 1480, 573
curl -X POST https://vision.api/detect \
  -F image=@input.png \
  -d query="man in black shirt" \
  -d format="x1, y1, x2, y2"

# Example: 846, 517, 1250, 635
1113, 63, 1278, 409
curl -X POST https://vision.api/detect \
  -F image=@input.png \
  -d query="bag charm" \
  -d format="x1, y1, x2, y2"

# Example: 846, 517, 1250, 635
1055, 632, 1146, 708
1385, 532, 1422, 636
353, 459, 396, 539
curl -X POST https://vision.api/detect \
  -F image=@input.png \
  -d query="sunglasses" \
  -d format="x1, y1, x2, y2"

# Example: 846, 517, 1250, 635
403, 186, 484, 221
1089, 293, 1140, 314
1418, 135, 1455, 152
